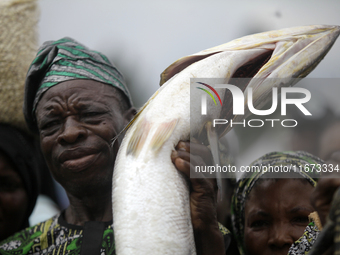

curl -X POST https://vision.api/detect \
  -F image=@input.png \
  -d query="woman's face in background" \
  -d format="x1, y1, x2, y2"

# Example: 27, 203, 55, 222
0, 150, 28, 241
244, 178, 314, 255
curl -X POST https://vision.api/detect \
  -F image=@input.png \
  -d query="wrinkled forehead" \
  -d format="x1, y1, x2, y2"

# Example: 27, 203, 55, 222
250, 177, 312, 192
36, 80, 123, 113
246, 178, 315, 209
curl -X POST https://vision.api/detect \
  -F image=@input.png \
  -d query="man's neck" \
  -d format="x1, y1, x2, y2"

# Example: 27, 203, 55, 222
64, 191, 113, 226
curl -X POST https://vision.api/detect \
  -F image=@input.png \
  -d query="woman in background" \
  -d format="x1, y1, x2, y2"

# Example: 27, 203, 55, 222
0, 124, 41, 241
231, 151, 324, 255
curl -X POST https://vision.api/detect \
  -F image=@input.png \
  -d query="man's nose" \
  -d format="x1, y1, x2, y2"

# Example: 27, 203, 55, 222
57, 117, 87, 144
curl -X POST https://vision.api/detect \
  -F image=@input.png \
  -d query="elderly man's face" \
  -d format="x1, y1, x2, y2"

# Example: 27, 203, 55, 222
35, 79, 131, 195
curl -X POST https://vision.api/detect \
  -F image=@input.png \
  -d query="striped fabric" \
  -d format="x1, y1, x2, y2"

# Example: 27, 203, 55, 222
24, 37, 132, 133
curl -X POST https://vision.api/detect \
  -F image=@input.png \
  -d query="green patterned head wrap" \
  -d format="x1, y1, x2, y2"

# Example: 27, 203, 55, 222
23, 37, 133, 133
230, 151, 324, 255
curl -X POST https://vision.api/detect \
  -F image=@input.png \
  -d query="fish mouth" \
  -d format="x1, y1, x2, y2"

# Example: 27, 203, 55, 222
215, 25, 340, 135
162, 25, 340, 87
160, 25, 340, 139
206, 25, 340, 80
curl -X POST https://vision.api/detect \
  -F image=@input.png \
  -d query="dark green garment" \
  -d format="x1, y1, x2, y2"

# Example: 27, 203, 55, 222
0, 213, 115, 255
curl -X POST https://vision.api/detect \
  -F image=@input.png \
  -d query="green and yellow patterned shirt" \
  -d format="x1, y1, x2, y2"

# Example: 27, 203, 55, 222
0, 213, 115, 255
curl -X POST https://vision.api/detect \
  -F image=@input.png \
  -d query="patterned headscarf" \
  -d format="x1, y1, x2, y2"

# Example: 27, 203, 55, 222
23, 37, 133, 133
231, 151, 324, 255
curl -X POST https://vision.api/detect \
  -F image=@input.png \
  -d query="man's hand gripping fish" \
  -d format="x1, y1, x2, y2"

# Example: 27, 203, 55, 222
112, 25, 340, 254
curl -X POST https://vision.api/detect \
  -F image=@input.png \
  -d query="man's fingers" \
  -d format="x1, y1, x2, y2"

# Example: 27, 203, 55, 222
175, 141, 214, 166
175, 141, 190, 152
172, 154, 206, 179
171, 149, 206, 169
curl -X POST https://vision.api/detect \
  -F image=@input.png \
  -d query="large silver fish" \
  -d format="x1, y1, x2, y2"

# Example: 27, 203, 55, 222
112, 25, 340, 254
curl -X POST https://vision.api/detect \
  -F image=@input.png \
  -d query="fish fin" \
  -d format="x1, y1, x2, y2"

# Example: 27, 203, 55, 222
126, 118, 151, 157
206, 121, 224, 201
159, 52, 221, 86
149, 119, 179, 153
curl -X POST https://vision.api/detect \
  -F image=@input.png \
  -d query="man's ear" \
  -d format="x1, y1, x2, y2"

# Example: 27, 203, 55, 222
123, 107, 137, 125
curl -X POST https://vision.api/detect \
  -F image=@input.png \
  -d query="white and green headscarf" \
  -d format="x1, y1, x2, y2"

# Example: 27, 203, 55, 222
23, 37, 132, 133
